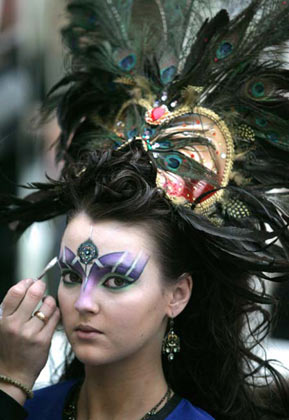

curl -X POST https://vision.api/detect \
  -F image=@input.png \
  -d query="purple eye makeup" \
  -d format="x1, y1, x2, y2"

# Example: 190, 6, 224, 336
58, 238, 149, 292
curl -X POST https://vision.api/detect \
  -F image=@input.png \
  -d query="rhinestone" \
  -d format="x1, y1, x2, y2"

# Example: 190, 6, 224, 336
77, 239, 98, 264
151, 107, 166, 121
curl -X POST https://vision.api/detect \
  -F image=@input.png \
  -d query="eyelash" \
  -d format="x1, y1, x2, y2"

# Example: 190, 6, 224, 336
60, 270, 133, 290
103, 276, 132, 289
61, 270, 82, 285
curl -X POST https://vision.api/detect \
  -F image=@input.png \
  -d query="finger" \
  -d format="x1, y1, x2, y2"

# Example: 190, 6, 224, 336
38, 307, 61, 343
11, 280, 46, 321
28, 296, 57, 332
2, 279, 35, 317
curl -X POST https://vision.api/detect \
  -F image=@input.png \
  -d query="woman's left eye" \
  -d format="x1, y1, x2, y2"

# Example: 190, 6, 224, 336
103, 276, 131, 289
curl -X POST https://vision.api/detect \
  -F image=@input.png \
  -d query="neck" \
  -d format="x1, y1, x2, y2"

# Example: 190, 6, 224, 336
78, 351, 168, 420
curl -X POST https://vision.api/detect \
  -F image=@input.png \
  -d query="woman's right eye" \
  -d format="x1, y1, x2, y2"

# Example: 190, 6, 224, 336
61, 271, 82, 284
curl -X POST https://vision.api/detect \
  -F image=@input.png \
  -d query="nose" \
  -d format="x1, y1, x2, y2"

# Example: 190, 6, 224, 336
74, 275, 100, 314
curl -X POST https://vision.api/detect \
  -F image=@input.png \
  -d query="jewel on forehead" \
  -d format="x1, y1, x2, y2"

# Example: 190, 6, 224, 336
77, 239, 98, 264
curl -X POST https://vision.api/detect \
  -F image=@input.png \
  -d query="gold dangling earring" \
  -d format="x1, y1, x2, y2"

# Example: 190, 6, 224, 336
162, 318, 181, 361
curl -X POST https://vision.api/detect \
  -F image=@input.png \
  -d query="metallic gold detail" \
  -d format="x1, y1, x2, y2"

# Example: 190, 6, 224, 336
34, 310, 47, 324
154, 106, 234, 213
155, 172, 190, 208
115, 138, 134, 150
113, 83, 234, 216
223, 198, 251, 219
208, 215, 224, 226
141, 138, 149, 152
162, 319, 180, 361
114, 76, 135, 86
148, 105, 192, 126
0, 375, 34, 399
191, 107, 234, 213
114, 75, 154, 95
116, 136, 144, 151
236, 124, 255, 142
190, 86, 203, 93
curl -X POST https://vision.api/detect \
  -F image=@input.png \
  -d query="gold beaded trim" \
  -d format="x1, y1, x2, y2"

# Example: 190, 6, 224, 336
149, 105, 192, 126
193, 107, 234, 213
114, 95, 234, 215
150, 106, 234, 213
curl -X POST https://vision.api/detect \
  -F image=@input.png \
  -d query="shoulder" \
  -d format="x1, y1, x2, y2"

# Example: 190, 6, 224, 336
167, 397, 215, 420
24, 379, 79, 420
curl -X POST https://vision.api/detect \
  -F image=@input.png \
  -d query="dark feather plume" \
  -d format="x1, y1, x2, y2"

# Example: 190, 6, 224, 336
1, 0, 289, 274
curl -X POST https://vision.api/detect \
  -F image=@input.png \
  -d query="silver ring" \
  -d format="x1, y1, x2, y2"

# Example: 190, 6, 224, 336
33, 310, 47, 324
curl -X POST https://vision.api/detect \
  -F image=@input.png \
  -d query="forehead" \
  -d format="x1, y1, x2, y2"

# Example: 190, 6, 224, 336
61, 212, 154, 255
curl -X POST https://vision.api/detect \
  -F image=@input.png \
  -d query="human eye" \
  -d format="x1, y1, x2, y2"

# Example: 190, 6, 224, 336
102, 274, 133, 290
61, 269, 82, 285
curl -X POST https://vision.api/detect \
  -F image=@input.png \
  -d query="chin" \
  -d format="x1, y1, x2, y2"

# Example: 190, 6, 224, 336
72, 344, 121, 366
76, 354, 125, 368
73, 342, 144, 368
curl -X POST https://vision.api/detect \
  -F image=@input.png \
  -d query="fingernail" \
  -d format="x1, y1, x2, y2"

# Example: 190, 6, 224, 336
30, 280, 46, 291
25, 279, 34, 286
36, 280, 46, 289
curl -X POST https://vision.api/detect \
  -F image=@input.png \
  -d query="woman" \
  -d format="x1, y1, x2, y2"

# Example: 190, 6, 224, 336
1, 0, 289, 419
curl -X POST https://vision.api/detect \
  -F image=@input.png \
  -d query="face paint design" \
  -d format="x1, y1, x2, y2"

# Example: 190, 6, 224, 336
58, 239, 149, 294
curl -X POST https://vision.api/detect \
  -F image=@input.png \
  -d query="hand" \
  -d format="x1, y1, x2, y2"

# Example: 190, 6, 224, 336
0, 278, 60, 389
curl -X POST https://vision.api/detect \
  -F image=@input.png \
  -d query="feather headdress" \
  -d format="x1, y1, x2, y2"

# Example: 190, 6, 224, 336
1, 0, 289, 270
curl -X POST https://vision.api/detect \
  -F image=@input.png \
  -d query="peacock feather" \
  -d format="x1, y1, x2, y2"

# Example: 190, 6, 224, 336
2, 0, 289, 244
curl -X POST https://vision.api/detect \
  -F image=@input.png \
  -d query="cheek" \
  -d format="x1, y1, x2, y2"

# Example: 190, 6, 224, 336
108, 288, 167, 342
57, 283, 78, 320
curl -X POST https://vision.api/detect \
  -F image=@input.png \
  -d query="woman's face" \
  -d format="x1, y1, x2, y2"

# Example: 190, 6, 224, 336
57, 212, 172, 366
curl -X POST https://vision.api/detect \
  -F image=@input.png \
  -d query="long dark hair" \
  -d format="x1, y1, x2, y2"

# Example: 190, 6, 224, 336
54, 141, 289, 420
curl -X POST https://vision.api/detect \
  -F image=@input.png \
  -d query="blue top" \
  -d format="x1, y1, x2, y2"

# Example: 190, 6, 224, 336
24, 380, 214, 420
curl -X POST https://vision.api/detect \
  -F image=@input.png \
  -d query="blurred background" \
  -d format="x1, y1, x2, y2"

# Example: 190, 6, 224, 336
0, 0, 67, 387
0, 0, 288, 387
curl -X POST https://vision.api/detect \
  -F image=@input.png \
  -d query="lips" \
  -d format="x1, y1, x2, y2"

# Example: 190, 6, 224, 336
75, 324, 103, 333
